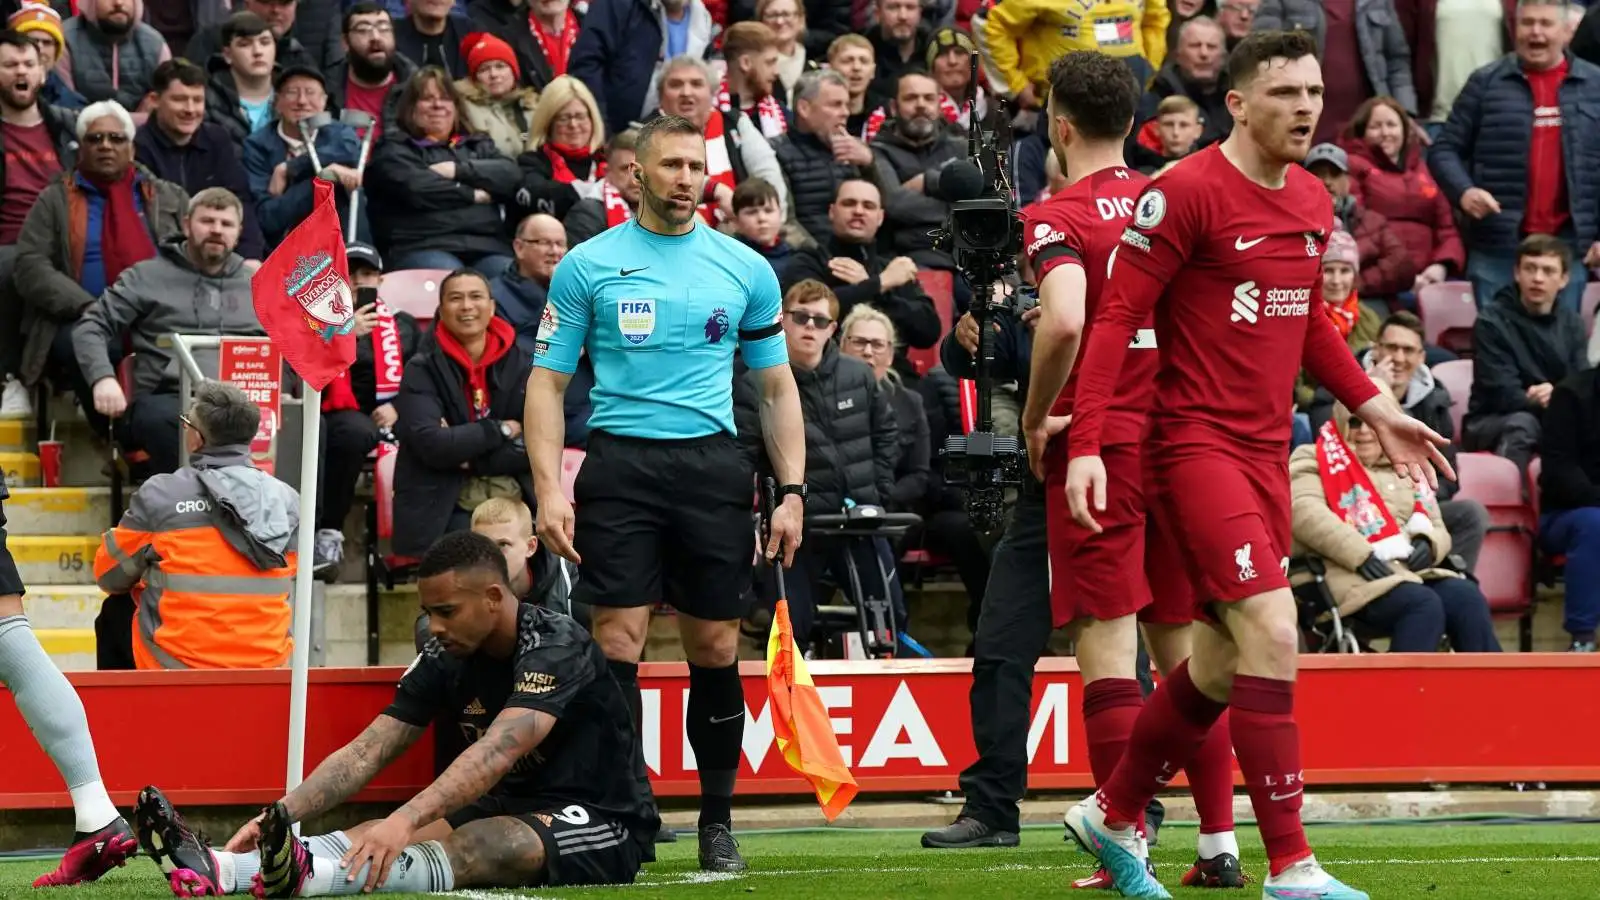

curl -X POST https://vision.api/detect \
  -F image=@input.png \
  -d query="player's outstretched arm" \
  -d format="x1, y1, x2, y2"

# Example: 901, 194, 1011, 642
395, 708, 555, 830
280, 715, 427, 822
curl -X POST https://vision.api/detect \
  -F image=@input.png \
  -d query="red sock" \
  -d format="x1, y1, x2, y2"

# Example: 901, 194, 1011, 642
1082, 678, 1145, 832
1185, 710, 1237, 835
1229, 675, 1312, 876
1098, 661, 1226, 828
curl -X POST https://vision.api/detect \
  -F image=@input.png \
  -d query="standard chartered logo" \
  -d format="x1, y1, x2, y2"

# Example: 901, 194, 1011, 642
1231, 281, 1311, 325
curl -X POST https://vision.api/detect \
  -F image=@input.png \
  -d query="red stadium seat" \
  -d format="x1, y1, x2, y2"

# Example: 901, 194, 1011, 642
1527, 457, 1565, 581
1418, 281, 1477, 357
560, 447, 584, 505
379, 269, 450, 324
907, 269, 956, 375
1453, 451, 1536, 650
1430, 359, 1472, 440
1584, 283, 1600, 336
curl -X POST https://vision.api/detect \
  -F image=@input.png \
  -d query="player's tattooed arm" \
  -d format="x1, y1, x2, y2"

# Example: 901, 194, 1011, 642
394, 707, 556, 830
282, 715, 426, 821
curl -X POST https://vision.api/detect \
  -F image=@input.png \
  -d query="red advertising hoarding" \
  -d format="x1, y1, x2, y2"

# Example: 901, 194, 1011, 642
216, 338, 283, 474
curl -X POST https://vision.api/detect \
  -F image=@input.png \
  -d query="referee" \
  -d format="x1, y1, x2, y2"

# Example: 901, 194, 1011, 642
525, 114, 807, 873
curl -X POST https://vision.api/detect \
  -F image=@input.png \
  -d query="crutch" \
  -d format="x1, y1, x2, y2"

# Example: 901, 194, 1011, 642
298, 112, 334, 174
339, 109, 377, 244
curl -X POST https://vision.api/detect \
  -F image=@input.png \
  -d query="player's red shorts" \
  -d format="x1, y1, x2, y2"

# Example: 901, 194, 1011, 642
1045, 443, 1152, 628
1147, 449, 1292, 620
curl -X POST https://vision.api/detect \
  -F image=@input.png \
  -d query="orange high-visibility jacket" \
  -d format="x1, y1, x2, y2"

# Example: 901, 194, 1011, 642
94, 445, 300, 670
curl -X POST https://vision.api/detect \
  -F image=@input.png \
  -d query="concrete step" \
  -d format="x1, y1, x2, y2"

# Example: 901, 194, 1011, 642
0, 410, 112, 487
5, 487, 112, 536
10, 535, 101, 584
0, 451, 38, 488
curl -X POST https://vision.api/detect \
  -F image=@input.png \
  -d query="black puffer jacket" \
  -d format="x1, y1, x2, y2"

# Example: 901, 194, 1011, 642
736, 342, 898, 513
1466, 285, 1587, 422
511, 146, 601, 224
365, 132, 521, 261
870, 120, 964, 268
1541, 366, 1600, 512
769, 129, 877, 247
887, 382, 930, 511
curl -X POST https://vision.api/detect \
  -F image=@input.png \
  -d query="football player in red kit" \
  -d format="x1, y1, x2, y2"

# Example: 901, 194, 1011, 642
1018, 51, 1243, 891
1059, 31, 1450, 900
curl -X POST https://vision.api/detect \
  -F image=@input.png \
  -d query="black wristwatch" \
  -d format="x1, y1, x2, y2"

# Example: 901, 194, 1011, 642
778, 483, 808, 502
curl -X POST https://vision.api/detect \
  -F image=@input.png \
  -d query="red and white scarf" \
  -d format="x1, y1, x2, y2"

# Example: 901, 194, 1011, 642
529, 9, 579, 77
602, 179, 634, 228
699, 108, 737, 224
716, 78, 787, 139
1315, 419, 1434, 562
863, 93, 969, 142
321, 302, 405, 413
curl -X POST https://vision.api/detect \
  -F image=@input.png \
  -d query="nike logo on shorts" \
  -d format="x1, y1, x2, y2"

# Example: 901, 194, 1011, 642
1268, 788, 1304, 801
709, 712, 745, 724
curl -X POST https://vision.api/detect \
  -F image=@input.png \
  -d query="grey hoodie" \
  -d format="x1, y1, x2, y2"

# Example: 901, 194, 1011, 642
73, 237, 261, 395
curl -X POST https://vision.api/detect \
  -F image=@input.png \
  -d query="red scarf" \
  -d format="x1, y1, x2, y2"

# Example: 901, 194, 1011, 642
84, 168, 156, 290
699, 108, 737, 224
1325, 292, 1362, 339
322, 302, 407, 413
602, 179, 633, 228
543, 142, 604, 184
433, 317, 516, 420
863, 93, 969, 142
1315, 418, 1434, 563
528, 9, 578, 77
716, 78, 787, 139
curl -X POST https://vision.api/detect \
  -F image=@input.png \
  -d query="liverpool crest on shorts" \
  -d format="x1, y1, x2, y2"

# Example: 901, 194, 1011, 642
285, 253, 355, 340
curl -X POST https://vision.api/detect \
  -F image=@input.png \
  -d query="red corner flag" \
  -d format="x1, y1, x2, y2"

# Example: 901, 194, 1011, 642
252, 179, 357, 391
766, 598, 858, 821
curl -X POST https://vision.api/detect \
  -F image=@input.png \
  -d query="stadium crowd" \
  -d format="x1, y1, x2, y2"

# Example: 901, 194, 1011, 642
0, 0, 1595, 663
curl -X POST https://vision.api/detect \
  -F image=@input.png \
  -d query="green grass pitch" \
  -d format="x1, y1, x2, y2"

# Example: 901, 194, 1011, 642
5, 822, 1599, 898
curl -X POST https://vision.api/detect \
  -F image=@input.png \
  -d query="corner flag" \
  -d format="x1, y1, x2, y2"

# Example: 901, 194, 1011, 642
765, 598, 858, 821
251, 179, 357, 391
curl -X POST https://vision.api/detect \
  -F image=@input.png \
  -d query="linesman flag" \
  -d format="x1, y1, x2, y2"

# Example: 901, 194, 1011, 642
251, 179, 357, 390
766, 598, 858, 821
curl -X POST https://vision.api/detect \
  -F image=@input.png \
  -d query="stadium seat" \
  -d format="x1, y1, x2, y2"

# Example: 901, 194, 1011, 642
1584, 283, 1600, 336
363, 445, 416, 665
1453, 451, 1537, 651
560, 447, 584, 505
907, 269, 956, 375
1431, 359, 1473, 439
379, 269, 450, 324
1418, 281, 1477, 357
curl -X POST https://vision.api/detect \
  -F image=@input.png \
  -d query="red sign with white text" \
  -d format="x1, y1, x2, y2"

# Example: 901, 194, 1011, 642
0, 657, 1597, 809
217, 338, 282, 475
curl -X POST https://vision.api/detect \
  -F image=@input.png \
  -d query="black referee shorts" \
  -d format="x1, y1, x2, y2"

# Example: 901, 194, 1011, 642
446, 798, 646, 886
569, 430, 755, 621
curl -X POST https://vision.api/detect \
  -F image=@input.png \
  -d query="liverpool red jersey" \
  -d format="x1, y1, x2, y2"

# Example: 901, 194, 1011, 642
1067, 145, 1379, 460
1022, 165, 1154, 448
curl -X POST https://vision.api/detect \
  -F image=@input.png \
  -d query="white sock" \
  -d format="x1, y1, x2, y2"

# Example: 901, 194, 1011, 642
1196, 830, 1240, 860
68, 781, 120, 834
302, 840, 454, 896
213, 850, 260, 894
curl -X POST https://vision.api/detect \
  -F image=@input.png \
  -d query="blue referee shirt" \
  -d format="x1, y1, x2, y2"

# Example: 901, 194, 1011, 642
533, 220, 790, 440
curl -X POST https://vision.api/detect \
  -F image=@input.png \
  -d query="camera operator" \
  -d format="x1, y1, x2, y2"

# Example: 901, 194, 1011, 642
735, 279, 906, 649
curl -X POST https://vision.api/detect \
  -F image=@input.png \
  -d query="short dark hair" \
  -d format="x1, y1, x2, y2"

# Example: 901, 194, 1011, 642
635, 114, 701, 163
733, 177, 780, 213
416, 530, 512, 588
0, 30, 37, 57
608, 127, 638, 156
1517, 233, 1572, 273
1226, 29, 1319, 89
221, 11, 271, 45
191, 380, 261, 447
341, 1, 391, 34
895, 67, 937, 96
1379, 310, 1425, 344
151, 58, 207, 93
1046, 51, 1139, 142
439, 267, 490, 298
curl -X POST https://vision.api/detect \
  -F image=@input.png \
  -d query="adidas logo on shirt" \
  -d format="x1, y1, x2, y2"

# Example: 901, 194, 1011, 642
1230, 281, 1311, 324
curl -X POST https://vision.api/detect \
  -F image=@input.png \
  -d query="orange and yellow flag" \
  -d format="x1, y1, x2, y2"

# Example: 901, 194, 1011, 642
765, 598, 858, 821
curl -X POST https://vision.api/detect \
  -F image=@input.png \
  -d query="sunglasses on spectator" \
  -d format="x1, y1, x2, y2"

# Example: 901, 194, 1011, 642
83, 132, 129, 146
786, 310, 833, 329
1347, 416, 1371, 431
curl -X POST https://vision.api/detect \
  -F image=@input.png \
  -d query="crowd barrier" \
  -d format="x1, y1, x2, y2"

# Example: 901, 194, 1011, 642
0, 655, 1596, 809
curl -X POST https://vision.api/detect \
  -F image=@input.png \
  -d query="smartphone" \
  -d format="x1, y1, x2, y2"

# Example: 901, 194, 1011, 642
356, 285, 379, 310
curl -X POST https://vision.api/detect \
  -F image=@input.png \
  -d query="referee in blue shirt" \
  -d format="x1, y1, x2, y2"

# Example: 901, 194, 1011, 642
525, 115, 807, 873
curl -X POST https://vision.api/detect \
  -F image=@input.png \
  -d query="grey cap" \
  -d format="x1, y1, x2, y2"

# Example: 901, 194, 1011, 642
346, 242, 382, 273
1304, 143, 1348, 172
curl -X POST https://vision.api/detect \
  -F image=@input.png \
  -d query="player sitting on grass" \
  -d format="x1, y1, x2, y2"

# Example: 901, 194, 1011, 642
133, 530, 661, 897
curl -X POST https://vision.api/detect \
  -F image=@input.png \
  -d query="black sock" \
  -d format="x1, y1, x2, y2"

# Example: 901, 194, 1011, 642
686, 662, 744, 829
608, 659, 642, 730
